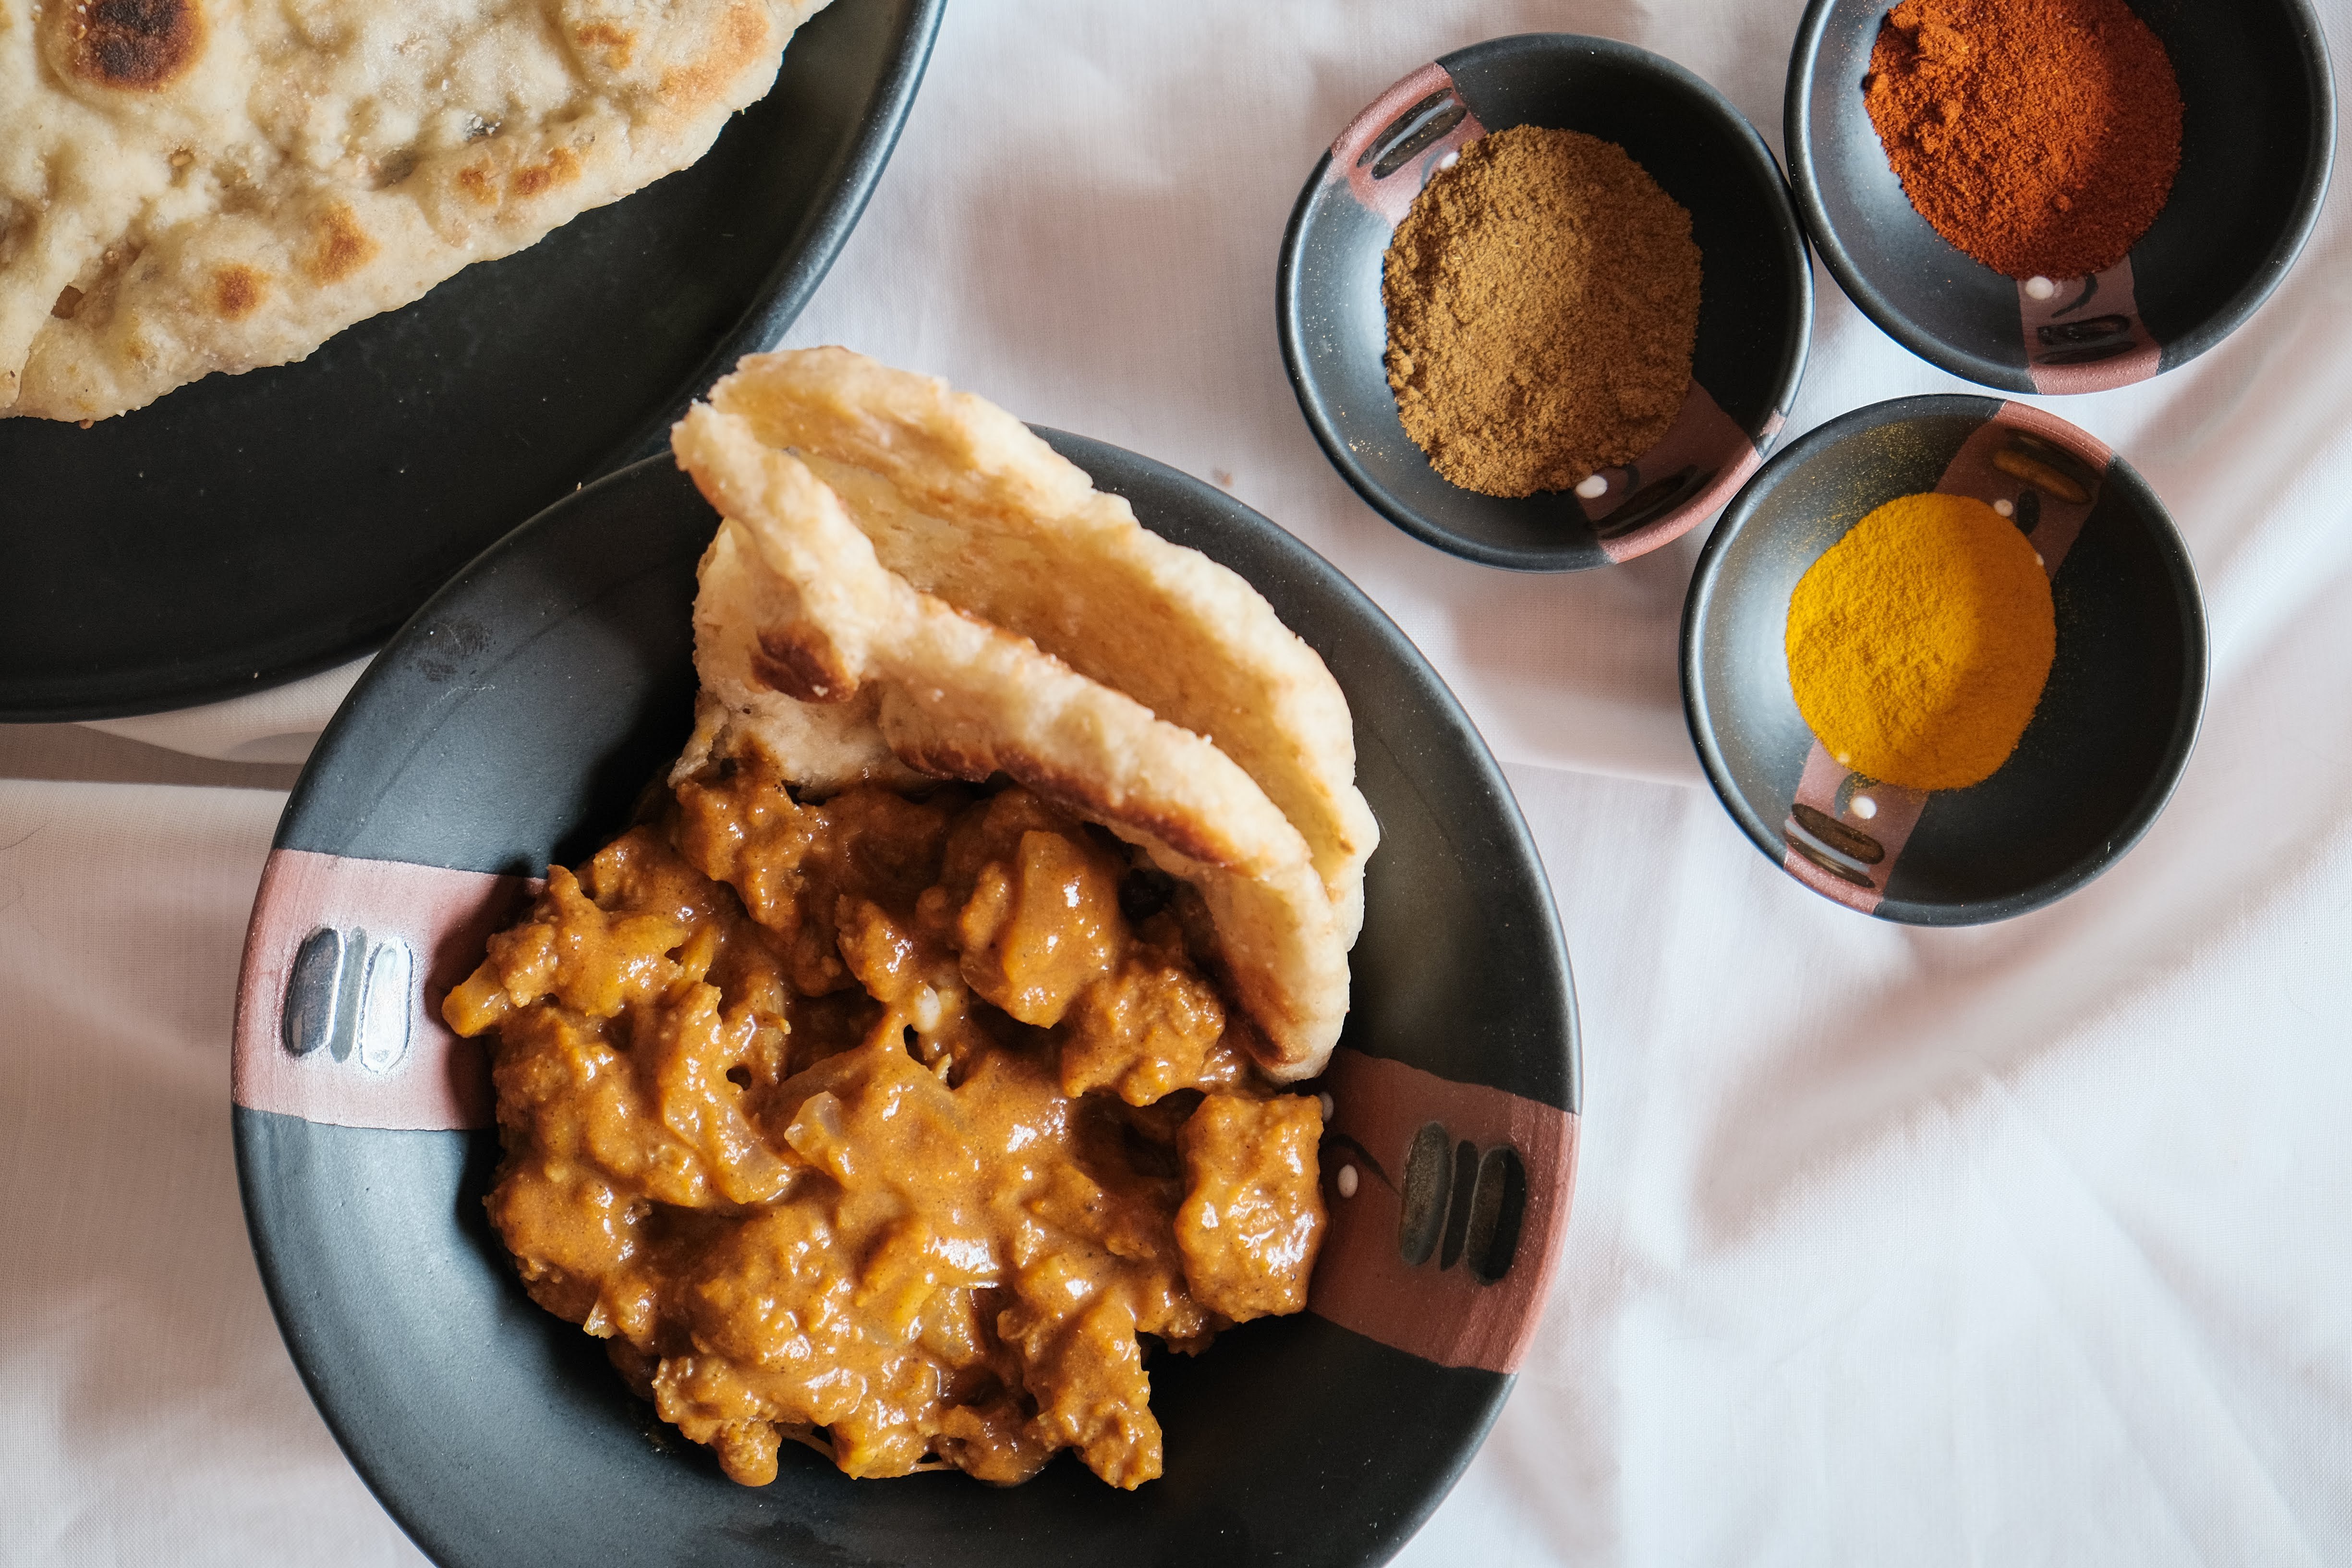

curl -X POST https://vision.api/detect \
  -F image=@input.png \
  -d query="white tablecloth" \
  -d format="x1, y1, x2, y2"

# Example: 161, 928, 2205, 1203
8, 1, 2351, 1561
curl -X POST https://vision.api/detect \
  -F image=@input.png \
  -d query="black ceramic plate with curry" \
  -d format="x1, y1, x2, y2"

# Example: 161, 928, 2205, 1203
232, 435, 1580, 1567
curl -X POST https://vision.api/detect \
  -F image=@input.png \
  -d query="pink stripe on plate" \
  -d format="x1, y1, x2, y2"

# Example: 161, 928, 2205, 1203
233, 848, 538, 1131
1309, 1048, 1576, 1374
1587, 381, 1769, 563
2021, 258, 2159, 395
1330, 62, 1489, 226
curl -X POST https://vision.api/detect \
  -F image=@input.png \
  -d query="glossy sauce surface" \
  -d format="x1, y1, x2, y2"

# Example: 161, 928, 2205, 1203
445, 753, 1325, 1488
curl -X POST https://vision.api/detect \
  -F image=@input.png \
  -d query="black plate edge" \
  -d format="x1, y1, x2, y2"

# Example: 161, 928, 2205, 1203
1276, 31, 1814, 574
1679, 393, 2211, 926
2154, 0, 2337, 373
227, 1111, 466, 1566
267, 457, 699, 865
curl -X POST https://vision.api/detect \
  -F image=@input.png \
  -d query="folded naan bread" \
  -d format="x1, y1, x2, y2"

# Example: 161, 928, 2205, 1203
697, 347, 1382, 945
0, 0, 828, 422
669, 352, 1377, 1081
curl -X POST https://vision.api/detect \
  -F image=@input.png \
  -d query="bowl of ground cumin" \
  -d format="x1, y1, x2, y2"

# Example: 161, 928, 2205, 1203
1280, 34, 1812, 571
1787, 0, 2334, 394
1681, 396, 2206, 924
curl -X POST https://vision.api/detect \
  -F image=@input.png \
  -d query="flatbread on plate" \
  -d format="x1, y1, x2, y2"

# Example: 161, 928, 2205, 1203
0, 0, 827, 421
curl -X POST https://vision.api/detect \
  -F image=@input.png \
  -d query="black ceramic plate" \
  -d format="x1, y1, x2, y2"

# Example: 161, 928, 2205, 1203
0, 0, 942, 722
1787, 0, 2334, 394
230, 435, 1582, 1566
1279, 34, 1812, 571
1682, 395, 2206, 924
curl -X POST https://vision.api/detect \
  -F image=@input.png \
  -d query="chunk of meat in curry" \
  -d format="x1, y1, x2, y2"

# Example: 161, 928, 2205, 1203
444, 754, 1327, 1489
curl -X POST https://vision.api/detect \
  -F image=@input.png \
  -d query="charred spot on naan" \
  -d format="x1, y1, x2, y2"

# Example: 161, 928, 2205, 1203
300, 205, 379, 285
366, 149, 419, 191
511, 147, 584, 200
0, 202, 32, 272
752, 625, 858, 704
455, 162, 499, 208
657, 2, 771, 119
62, 0, 206, 91
51, 244, 141, 326
209, 264, 266, 320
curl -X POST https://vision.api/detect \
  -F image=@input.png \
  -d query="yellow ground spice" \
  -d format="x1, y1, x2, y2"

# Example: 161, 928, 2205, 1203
1786, 492, 2056, 790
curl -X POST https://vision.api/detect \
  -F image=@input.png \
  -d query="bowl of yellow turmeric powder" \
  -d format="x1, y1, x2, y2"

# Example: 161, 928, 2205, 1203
1680, 396, 2205, 923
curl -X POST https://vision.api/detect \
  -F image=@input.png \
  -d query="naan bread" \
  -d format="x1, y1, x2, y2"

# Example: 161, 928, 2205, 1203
700, 347, 1381, 944
670, 388, 1367, 1082
0, 0, 828, 421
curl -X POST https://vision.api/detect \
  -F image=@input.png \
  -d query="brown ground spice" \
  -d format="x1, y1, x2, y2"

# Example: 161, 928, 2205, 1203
1864, 0, 2182, 280
1382, 125, 1701, 499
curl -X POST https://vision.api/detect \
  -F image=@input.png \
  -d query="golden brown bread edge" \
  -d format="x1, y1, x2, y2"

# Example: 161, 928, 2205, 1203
670, 389, 1361, 1081
702, 347, 1378, 945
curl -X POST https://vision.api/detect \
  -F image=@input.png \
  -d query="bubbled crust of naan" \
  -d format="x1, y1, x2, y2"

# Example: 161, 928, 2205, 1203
0, 0, 826, 421
671, 400, 1354, 1082
701, 348, 1380, 946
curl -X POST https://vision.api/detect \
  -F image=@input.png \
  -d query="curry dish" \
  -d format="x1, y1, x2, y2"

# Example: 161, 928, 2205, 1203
443, 748, 1327, 1489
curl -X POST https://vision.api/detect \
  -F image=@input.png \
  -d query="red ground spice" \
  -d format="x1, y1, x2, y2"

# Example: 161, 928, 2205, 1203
1864, 0, 2183, 280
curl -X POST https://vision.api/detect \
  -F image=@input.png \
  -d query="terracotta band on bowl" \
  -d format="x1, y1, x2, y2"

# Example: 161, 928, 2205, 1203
1309, 1048, 1577, 1376
232, 848, 533, 1131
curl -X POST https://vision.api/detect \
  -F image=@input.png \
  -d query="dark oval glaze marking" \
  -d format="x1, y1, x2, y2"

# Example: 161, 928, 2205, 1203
1465, 1143, 1528, 1285
1396, 1121, 1453, 1266
1791, 802, 1885, 864
281, 927, 345, 1058
1437, 1138, 1480, 1270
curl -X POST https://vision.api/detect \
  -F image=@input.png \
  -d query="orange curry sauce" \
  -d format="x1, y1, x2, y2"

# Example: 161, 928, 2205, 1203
443, 751, 1326, 1489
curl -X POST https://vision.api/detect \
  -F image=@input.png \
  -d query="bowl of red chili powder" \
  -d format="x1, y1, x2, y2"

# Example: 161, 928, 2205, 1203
1786, 0, 2333, 393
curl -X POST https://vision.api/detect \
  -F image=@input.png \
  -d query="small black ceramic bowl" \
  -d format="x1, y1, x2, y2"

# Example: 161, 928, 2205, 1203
1279, 34, 1812, 571
1788, 0, 2335, 394
230, 436, 1581, 1566
1682, 396, 2205, 924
